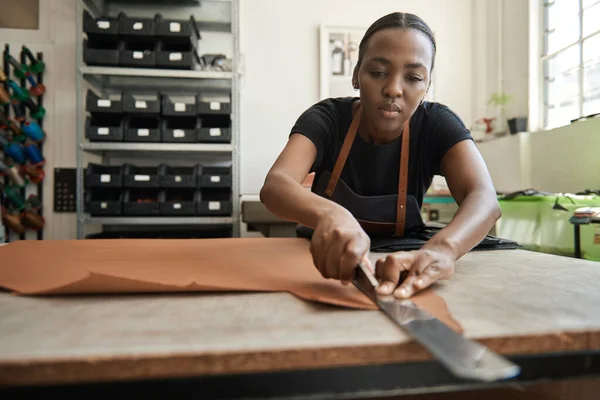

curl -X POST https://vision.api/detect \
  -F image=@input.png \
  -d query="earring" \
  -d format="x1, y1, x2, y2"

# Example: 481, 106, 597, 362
353, 84, 359, 91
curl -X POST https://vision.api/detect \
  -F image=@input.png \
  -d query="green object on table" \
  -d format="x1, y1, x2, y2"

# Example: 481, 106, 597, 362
497, 193, 600, 261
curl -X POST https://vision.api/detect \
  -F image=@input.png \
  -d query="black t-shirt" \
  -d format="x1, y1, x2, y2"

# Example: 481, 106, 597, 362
290, 97, 473, 207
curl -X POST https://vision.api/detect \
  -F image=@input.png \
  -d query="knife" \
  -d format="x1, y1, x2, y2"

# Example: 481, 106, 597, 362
352, 261, 521, 382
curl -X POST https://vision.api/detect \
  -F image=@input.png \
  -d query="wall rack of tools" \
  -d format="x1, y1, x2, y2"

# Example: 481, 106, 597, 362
0, 44, 47, 242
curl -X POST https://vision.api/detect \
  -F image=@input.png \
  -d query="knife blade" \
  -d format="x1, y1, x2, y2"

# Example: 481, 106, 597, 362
352, 262, 520, 382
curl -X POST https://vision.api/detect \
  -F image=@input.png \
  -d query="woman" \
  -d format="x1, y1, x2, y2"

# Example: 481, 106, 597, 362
260, 12, 500, 299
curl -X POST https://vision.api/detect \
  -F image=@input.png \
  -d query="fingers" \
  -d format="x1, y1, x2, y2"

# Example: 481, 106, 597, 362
412, 265, 442, 292
323, 229, 348, 279
393, 252, 432, 298
312, 228, 369, 282
375, 252, 415, 295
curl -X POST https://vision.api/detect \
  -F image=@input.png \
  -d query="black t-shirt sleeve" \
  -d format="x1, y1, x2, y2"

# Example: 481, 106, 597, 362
426, 104, 473, 176
289, 100, 338, 172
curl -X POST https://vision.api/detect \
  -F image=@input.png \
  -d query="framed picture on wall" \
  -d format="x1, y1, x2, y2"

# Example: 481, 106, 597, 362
319, 25, 366, 100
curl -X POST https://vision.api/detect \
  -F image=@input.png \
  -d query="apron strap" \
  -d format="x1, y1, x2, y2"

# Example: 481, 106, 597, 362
324, 104, 411, 237
396, 119, 410, 237
325, 106, 362, 197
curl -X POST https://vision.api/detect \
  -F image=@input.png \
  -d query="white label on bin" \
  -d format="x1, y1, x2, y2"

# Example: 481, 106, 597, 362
170, 22, 181, 32
134, 175, 150, 182
100, 174, 111, 183
135, 100, 147, 109
97, 99, 111, 107
209, 201, 221, 211
210, 176, 221, 183
169, 52, 182, 61
133, 22, 143, 30
210, 102, 221, 110
133, 51, 143, 59
97, 21, 110, 29
101, 202, 108, 209
173, 203, 182, 209
174, 102, 186, 112
97, 127, 109, 135
175, 176, 182, 182
173, 129, 185, 138
209, 128, 221, 137
137, 129, 150, 137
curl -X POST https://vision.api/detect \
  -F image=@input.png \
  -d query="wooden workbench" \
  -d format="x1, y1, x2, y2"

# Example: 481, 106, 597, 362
1, 247, 600, 398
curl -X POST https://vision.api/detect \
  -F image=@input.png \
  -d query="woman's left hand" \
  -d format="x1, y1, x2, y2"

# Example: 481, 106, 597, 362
374, 247, 455, 298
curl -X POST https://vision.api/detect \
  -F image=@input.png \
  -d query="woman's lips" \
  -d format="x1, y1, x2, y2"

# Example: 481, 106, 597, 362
377, 108, 401, 119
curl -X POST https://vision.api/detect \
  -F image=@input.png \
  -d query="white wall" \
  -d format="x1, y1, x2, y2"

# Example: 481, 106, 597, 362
240, 0, 475, 195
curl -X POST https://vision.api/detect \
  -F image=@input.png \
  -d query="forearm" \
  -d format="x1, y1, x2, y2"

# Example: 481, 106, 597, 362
423, 188, 501, 259
260, 172, 344, 229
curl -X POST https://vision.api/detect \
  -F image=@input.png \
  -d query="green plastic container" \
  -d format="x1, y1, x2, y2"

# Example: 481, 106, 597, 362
497, 194, 600, 261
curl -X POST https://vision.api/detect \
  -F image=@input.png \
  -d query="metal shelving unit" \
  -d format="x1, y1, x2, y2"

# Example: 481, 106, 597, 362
75, 0, 240, 239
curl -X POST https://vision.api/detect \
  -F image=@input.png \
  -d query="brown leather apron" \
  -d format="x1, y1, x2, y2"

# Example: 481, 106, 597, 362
302, 104, 425, 238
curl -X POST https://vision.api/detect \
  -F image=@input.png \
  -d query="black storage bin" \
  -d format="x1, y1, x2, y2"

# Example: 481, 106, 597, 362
85, 114, 124, 142
118, 12, 156, 37
156, 41, 201, 70
159, 189, 199, 216
155, 14, 200, 43
83, 38, 120, 66
197, 188, 232, 216
161, 116, 200, 143
161, 94, 197, 116
86, 90, 123, 114
120, 39, 157, 68
83, 10, 119, 38
197, 115, 231, 143
123, 164, 159, 188
123, 92, 161, 115
125, 116, 161, 142
85, 163, 123, 188
85, 188, 123, 216
199, 166, 232, 188
124, 189, 160, 216
197, 93, 231, 115
158, 164, 200, 188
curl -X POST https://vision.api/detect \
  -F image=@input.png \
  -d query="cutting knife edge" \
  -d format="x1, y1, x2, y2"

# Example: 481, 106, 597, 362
352, 262, 521, 382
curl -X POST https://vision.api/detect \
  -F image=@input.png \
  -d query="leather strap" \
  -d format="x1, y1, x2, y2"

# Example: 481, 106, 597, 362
325, 105, 411, 237
325, 106, 362, 197
396, 119, 410, 237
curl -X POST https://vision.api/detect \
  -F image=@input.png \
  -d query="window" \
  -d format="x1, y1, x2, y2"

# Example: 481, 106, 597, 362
542, 0, 600, 129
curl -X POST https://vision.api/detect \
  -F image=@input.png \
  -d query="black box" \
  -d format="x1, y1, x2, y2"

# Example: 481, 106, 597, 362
120, 39, 157, 68
85, 163, 123, 188
161, 94, 197, 116
197, 188, 232, 216
197, 92, 231, 115
196, 115, 231, 143
159, 189, 199, 216
123, 92, 161, 115
155, 14, 200, 43
85, 114, 124, 142
86, 90, 123, 114
118, 12, 156, 37
158, 164, 200, 188
198, 166, 232, 188
156, 41, 201, 70
83, 10, 119, 39
85, 188, 123, 216
83, 38, 120, 66
124, 116, 161, 142
124, 189, 160, 216
161, 116, 200, 143
123, 164, 159, 188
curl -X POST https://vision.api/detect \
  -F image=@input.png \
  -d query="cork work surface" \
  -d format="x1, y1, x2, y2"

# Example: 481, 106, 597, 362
0, 238, 461, 331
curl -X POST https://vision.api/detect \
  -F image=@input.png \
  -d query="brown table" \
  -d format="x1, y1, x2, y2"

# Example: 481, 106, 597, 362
1, 247, 600, 398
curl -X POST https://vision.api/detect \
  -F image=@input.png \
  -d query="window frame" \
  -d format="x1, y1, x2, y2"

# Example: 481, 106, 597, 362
539, 0, 600, 129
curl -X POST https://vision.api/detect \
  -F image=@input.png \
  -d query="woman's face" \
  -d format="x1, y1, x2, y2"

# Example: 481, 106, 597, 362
355, 28, 433, 135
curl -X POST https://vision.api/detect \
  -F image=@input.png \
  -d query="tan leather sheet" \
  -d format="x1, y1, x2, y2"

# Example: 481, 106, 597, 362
0, 238, 462, 332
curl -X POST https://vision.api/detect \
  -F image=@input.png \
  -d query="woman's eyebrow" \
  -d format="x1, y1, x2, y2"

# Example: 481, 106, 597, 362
405, 62, 427, 70
366, 57, 427, 71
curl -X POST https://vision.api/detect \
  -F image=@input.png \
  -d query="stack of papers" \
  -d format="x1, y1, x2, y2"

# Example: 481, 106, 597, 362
574, 207, 600, 222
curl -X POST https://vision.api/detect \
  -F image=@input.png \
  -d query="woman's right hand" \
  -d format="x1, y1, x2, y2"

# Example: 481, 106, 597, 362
310, 206, 371, 283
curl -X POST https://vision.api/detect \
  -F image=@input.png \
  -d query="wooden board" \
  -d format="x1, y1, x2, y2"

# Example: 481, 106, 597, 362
1, 249, 600, 387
